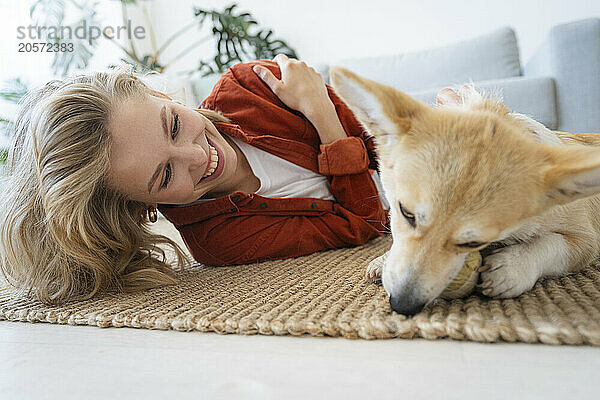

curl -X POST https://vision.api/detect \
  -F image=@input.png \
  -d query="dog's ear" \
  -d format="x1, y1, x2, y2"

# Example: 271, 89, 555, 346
329, 67, 428, 142
436, 88, 462, 106
541, 144, 600, 207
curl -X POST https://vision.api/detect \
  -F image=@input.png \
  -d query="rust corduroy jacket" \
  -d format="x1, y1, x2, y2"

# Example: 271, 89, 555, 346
158, 60, 389, 266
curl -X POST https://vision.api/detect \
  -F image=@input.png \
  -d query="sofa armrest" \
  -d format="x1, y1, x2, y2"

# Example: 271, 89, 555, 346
524, 18, 600, 133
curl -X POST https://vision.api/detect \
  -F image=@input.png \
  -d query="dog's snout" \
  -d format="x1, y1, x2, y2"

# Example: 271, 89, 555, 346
389, 294, 426, 316
382, 259, 427, 315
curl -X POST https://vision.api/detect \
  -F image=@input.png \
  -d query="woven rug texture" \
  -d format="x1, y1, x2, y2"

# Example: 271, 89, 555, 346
1, 235, 600, 346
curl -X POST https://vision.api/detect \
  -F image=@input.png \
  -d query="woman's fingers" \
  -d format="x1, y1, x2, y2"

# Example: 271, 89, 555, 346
254, 56, 328, 114
272, 54, 316, 73
273, 53, 289, 64
253, 65, 282, 94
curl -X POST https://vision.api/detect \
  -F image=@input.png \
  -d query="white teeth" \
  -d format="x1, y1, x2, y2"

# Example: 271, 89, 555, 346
202, 143, 219, 178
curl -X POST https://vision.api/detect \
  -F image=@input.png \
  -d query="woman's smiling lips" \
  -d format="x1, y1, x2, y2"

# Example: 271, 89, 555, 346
196, 136, 224, 187
194, 132, 216, 186
200, 139, 213, 177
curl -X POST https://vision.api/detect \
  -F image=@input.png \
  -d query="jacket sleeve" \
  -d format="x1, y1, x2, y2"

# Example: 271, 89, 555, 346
178, 206, 387, 267
202, 60, 386, 230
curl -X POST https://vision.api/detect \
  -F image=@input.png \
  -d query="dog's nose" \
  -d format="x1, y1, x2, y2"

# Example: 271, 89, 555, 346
389, 294, 425, 316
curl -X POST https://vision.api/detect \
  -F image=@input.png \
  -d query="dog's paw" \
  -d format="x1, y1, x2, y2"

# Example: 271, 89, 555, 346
366, 253, 386, 284
478, 245, 541, 298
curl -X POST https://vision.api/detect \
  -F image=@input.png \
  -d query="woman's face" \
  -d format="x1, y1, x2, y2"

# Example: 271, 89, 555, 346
107, 94, 238, 205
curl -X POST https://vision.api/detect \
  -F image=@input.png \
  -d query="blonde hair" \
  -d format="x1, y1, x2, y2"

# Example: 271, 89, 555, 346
0, 64, 229, 305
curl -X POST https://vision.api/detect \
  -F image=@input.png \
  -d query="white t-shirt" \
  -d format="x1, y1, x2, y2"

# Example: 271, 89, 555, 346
231, 135, 336, 200
181, 134, 390, 209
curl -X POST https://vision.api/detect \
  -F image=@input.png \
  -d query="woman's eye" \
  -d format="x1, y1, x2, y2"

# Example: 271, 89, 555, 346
161, 163, 172, 189
398, 202, 416, 227
172, 114, 180, 138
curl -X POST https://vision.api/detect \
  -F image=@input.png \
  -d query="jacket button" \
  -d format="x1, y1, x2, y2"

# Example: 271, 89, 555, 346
311, 202, 318, 208
231, 195, 239, 202
259, 202, 267, 209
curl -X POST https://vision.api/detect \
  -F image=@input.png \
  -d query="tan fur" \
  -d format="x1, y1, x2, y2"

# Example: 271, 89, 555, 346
555, 131, 600, 146
330, 67, 600, 315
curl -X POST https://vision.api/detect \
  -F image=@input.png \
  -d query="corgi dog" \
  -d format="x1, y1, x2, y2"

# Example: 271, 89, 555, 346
329, 66, 600, 316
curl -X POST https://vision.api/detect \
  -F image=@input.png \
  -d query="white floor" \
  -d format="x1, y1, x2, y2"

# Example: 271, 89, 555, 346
1, 321, 599, 400
3, 218, 599, 399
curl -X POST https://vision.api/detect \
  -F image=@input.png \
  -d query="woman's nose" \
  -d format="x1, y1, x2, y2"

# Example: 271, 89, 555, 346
175, 143, 207, 171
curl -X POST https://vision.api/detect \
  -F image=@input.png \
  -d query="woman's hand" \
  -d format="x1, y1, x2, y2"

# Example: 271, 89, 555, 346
254, 54, 347, 145
253, 54, 331, 119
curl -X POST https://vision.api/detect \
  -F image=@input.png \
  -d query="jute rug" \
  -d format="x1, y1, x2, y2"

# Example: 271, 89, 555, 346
1, 235, 600, 346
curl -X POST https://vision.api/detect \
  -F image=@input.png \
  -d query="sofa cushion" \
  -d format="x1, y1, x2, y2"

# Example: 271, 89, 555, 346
320, 26, 521, 92
408, 76, 557, 130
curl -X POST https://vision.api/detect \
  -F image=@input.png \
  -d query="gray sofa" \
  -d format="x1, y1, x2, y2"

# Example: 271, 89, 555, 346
319, 18, 600, 133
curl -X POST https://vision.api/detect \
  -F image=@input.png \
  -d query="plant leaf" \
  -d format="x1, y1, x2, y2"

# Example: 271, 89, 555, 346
30, 0, 66, 29
0, 78, 29, 104
189, 3, 298, 77
0, 149, 8, 165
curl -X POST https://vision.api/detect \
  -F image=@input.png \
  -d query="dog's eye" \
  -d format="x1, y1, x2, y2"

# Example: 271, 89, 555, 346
398, 202, 416, 227
456, 241, 488, 249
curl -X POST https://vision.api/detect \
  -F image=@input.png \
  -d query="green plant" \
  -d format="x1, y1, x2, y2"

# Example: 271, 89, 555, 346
1, 1, 298, 164
0, 78, 30, 156
190, 4, 297, 77
28, 1, 297, 77
0, 78, 29, 103
30, 0, 105, 76
0, 117, 13, 136
111, 3, 298, 76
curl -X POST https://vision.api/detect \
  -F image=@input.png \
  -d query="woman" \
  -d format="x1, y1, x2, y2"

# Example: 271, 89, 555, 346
0, 54, 389, 305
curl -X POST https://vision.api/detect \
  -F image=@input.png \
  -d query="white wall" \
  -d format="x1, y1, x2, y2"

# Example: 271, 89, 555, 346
2, 0, 600, 94
3, 0, 600, 81
0, 0, 597, 147
1, 0, 597, 146
146, 0, 600, 72
0, 0, 127, 131
0, 0, 126, 85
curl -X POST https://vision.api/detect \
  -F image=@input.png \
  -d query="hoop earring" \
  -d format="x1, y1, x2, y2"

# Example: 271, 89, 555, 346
147, 206, 158, 223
